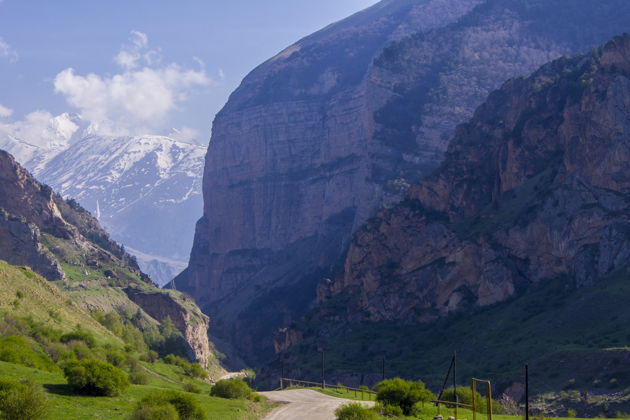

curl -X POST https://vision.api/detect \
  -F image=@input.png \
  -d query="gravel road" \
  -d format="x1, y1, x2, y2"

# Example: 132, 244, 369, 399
260, 389, 374, 420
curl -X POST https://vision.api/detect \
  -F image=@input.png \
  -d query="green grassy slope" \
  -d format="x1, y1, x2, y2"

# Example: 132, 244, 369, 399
0, 261, 121, 345
0, 260, 274, 419
0, 361, 273, 420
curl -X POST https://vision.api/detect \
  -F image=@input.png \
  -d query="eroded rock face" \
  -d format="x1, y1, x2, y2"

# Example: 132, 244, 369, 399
0, 209, 64, 281
318, 35, 630, 323
177, 0, 630, 362
0, 150, 214, 368
125, 288, 212, 368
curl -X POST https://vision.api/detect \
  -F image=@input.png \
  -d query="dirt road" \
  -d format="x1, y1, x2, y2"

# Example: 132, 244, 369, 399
260, 389, 374, 420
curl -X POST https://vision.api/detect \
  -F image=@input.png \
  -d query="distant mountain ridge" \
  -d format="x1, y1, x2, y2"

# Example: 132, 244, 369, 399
0, 129, 205, 285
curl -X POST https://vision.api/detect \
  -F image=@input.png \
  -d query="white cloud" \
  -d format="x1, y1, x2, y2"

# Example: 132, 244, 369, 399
0, 111, 79, 149
168, 126, 201, 143
54, 31, 209, 137
0, 37, 17, 62
0, 104, 13, 118
114, 30, 158, 71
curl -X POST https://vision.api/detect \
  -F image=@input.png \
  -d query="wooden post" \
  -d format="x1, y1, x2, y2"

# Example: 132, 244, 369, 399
525, 365, 529, 420
321, 351, 325, 389
453, 351, 458, 420
472, 379, 476, 420
487, 380, 493, 420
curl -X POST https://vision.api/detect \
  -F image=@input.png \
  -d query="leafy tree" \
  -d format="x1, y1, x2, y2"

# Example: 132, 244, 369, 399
132, 390, 205, 420
0, 379, 47, 420
375, 377, 435, 416
63, 358, 130, 396
210, 379, 254, 400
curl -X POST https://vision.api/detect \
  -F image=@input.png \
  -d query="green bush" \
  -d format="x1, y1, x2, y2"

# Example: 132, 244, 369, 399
375, 377, 435, 416
0, 379, 47, 420
141, 350, 159, 363
0, 336, 58, 372
441, 386, 490, 411
130, 371, 149, 385
163, 354, 207, 379
377, 404, 403, 416
63, 358, 130, 396
129, 403, 179, 420
60, 330, 96, 348
210, 379, 253, 399
132, 390, 205, 420
105, 348, 127, 368
183, 383, 202, 394
335, 403, 378, 420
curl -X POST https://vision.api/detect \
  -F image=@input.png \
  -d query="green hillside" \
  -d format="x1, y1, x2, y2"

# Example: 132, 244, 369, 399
0, 260, 274, 419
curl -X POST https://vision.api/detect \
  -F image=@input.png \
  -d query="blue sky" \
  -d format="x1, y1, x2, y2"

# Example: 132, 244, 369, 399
0, 0, 378, 144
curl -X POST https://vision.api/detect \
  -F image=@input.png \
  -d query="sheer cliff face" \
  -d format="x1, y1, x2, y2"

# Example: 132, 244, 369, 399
319, 35, 630, 322
179, 0, 630, 362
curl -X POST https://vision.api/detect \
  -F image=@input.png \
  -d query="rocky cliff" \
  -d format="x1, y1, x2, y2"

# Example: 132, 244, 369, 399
0, 150, 213, 367
261, 36, 630, 401
177, 0, 630, 363
318, 34, 630, 323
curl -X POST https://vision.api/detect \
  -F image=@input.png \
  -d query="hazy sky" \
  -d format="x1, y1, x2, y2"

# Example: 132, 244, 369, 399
0, 0, 379, 144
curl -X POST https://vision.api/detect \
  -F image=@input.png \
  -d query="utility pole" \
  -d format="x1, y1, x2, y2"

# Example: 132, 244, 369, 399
321, 350, 326, 389
453, 351, 458, 420
280, 359, 285, 390
382, 357, 385, 382
525, 365, 529, 420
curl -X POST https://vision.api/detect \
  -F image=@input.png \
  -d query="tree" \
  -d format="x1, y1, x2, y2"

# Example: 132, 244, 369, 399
375, 377, 435, 416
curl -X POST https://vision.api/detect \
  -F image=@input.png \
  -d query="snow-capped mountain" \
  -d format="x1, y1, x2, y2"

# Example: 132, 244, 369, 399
0, 127, 205, 285
0, 112, 81, 173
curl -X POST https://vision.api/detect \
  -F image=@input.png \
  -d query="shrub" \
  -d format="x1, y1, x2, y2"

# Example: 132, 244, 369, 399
183, 383, 202, 394
184, 363, 207, 379
132, 390, 205, 420
105, 349, 127, 368
130, 371, 149, 385
0, 379, 47, 420
141, 350, 159, 363
375, 377, 435, 416
335, 403, 378, 420
63, 358, 130, 396
377, 404, 404, 416
0, 336, 58, 372
163, 354, 207, 379
210, 379, 253, 399
71, 343, 94, 360
60, 330, 96, 348
129, 403, 179, 420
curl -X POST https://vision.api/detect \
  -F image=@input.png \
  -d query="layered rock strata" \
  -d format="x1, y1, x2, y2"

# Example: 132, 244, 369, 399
177, 0, 630, 361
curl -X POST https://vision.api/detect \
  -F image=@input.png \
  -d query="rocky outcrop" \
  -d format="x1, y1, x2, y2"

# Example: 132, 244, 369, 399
317, 35, 630, 323
177, 0, 630, 363
125, 288, 212, 368
0, 149, 214, 368
0, 209, 64, 281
